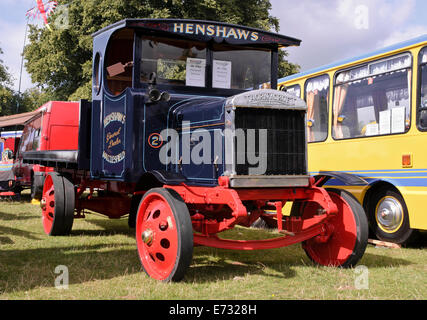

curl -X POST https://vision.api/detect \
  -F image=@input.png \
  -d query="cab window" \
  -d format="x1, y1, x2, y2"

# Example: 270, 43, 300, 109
211, 44, 271, 90
304, 75, 329, 142
139, 37, 272, 90
105, 29, 135, 96
140, 36, 207, 87
333, 53, 412, 139
19, 116, 42, 154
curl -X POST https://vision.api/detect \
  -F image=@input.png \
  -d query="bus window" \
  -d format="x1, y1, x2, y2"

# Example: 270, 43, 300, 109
286, 84, 301, 98
333, 54, 412, 139
418, 47, 427, 130
304, 75, 329, 142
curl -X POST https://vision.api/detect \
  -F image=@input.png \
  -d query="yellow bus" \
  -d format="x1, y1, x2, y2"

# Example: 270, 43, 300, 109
279, 35, 427, 245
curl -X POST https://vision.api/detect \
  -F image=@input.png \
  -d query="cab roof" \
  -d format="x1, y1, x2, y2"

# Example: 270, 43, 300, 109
92, 18, 301, 49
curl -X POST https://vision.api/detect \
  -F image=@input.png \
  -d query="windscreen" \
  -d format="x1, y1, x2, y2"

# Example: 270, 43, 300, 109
140, 36, 272, 90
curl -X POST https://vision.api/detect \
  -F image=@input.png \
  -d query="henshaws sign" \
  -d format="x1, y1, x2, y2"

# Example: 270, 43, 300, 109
126, 20, 300, 46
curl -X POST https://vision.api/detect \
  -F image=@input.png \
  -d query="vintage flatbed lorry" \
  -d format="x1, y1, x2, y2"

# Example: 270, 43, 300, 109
23, 19, 369, 281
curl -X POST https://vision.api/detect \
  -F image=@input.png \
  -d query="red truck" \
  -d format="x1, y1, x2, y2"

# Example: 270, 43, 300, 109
13, 101, 79, 199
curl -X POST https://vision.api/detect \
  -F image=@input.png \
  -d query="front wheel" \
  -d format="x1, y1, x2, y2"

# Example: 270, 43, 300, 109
136, 188, 193, 282
302, 188, 369, 268
369, 188, 417, 245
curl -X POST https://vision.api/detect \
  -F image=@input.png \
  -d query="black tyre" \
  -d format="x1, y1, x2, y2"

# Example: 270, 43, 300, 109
41, 172, 75, 236
368, 187, 418, 245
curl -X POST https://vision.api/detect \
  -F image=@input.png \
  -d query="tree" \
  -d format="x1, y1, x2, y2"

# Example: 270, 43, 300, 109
0, 47, 46, 116
0, 47, 15, 116
0, 47, 11, 86
24, 0, 299, 101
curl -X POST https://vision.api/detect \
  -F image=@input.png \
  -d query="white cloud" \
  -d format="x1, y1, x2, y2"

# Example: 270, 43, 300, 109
380, 25, 427, 47
270, 0, 425, 73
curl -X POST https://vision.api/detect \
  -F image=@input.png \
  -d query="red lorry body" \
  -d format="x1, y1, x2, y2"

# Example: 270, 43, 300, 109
3, 138, 15, 151
13, 101, 79, 197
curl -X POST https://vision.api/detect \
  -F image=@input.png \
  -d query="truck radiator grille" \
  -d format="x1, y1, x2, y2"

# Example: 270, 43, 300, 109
234, 108, 307, 176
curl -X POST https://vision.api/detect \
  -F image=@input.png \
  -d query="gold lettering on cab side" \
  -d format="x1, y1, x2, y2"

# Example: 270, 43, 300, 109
250, 32, 259, 41
174, 23, 184, 33
172, 23, 260, 42
237, 29, 250, 40
185, 24, 194, 34
227, 28, 238, 39
196, 24, 206, 35
216, 26, 227, 37
206, 25, 215, 36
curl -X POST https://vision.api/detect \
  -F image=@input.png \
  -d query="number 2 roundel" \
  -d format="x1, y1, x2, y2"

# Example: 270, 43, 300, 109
148, 133, 164, 149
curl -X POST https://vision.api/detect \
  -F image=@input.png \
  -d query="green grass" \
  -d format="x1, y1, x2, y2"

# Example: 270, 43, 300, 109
0, 191, 426, 300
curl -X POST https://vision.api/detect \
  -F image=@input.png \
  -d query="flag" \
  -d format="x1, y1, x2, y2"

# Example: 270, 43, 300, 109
26, 0, 58, 30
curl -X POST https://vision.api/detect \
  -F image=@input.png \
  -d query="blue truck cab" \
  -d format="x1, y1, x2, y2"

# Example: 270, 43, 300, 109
85, 19, 307, 188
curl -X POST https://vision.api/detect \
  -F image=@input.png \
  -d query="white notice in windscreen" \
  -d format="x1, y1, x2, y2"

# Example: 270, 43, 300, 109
186, 58, 206, 87
379, 110, 391, 135
213, 60, 232, 89
391, 107, 406, 134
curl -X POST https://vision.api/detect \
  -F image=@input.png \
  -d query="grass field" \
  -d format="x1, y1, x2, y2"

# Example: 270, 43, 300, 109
0, 191, 426, 300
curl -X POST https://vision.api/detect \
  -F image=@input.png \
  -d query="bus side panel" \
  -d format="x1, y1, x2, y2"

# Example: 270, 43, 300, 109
397, 187, 427, 230
308, 132, 427, 230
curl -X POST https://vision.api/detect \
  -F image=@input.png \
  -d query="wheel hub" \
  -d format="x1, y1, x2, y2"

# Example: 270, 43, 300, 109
141, 229, 154, 246
376, 197, 403, 233
40, 198, 47, 210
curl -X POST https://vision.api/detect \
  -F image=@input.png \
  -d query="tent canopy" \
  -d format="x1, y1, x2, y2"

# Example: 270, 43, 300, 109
0, 110, 40, 128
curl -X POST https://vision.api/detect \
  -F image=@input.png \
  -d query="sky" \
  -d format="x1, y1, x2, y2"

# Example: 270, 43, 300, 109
271, 0, 427, 75
0, 0, 427, 92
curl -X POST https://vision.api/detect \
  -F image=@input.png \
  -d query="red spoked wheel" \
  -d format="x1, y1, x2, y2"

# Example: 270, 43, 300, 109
301, 189, 368, 268
136, 188, 193, 282
41, 172, 75, 236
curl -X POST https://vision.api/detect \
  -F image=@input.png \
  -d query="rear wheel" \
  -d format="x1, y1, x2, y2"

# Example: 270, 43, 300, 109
301, 189, 368, 268
136, 188, 193, 282
41, 172, 75, 236
369, 188, 417, 245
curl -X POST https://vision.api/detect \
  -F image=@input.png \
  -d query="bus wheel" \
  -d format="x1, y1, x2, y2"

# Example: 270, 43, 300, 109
136, 188, 193, 282
369, 188, 417, 245
302, 189, 368, 268
41, 172, 75, 236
